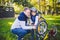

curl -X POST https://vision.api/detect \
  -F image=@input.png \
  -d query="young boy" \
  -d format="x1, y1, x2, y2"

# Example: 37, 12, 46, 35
30, 7, 39, 40
30, 7, 39, 26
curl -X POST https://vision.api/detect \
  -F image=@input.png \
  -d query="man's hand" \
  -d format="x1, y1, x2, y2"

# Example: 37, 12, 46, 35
32, 26, 36, 29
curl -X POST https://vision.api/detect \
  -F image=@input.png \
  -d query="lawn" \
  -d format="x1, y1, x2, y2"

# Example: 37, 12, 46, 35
0, 15, 60, 40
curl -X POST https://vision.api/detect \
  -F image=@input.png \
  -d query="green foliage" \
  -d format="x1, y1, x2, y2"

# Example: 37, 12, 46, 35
13, 3, 24, 14
0, 0, 58, 14
13, 0, 33, 13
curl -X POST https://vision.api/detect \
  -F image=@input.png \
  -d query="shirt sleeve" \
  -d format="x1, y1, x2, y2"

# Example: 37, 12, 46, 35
19, 21, 33, 30
34, 16, 39, 25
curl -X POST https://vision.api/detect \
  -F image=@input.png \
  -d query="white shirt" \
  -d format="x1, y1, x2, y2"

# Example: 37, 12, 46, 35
11, 18, 34, 30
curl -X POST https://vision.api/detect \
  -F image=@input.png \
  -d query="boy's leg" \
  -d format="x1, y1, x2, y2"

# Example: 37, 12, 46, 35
11, 28, 30, 40
31, 29, 34, 40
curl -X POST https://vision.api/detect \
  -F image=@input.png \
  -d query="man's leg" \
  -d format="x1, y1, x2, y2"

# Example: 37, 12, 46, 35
11, 28, 30, 40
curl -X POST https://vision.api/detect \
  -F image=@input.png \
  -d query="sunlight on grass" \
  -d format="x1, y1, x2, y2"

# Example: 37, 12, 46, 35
43, 15, 60, 20
8, 22, 13, 25
53, 23, 60, 25
45, 18, 55, 20
45, 18, 60, 20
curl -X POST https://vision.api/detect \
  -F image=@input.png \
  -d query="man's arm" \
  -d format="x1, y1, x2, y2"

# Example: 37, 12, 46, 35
19, 21, 35, 30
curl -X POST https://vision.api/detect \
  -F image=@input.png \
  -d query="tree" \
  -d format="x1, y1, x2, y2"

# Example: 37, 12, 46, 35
13, 0, 33, 7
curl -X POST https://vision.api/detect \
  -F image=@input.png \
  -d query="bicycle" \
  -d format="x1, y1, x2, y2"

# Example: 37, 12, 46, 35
36, 15, 48, 40
23, 14, 48, 40
43, 26, 57, 40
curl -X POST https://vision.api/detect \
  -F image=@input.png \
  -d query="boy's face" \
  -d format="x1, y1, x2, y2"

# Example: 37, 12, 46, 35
31, 11, 36, 16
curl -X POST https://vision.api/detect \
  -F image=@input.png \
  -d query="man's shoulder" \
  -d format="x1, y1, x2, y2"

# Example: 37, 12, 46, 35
19, 12, 24, 16
18, 12, 27, 21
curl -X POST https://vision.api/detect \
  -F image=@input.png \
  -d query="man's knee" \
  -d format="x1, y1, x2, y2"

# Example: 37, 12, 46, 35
11, 28, 29, 37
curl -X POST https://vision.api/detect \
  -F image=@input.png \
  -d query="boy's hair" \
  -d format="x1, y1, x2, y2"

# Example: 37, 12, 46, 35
24, 7, 30, 11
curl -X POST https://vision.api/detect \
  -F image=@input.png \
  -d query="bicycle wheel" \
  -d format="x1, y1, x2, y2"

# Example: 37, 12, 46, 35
37, 21, 48, 35
44, 26, 57, 40
36, 20, 48, 40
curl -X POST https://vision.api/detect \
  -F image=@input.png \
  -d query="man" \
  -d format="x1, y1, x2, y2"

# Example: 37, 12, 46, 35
11, 7, 36, 40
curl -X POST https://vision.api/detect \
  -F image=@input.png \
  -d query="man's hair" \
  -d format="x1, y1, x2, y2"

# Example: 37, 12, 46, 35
24, 7, 30, 11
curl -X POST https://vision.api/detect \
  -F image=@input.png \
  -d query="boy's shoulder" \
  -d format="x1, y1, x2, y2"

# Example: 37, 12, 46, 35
36, 13, 39, 16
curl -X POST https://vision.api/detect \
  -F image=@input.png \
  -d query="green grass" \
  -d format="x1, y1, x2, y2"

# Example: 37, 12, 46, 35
0, 18, 17, 40
0, 15, 60, 40
44, 15, 60, 40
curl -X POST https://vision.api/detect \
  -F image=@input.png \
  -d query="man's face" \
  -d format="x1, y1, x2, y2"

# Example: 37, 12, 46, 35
25, 10, 30, 17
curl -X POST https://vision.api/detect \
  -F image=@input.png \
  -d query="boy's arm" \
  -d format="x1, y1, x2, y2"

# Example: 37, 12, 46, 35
34, 16, 39, 25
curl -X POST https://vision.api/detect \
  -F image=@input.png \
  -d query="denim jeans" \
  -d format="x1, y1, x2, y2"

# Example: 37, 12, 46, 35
11, 28, 31, 40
